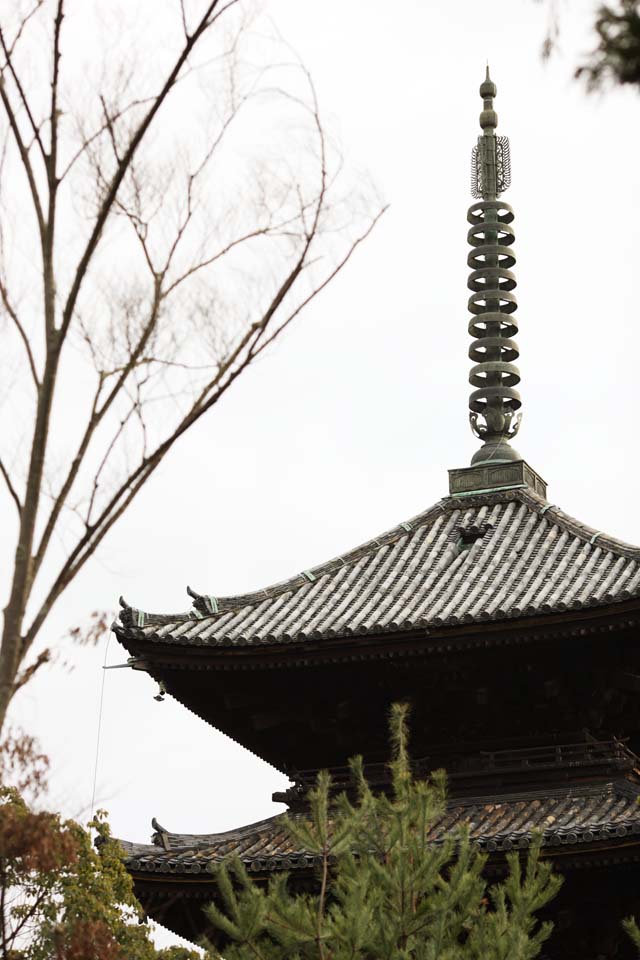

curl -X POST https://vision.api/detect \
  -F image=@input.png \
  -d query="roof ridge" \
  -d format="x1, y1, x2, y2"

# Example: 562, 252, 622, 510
544, 503, 640, 560
158, 813, 286, 850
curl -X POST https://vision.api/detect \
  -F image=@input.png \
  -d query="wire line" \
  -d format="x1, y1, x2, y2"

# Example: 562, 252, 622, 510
90, 633, 111, 822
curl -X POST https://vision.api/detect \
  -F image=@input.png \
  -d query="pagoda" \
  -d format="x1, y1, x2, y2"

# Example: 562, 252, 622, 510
114, 73, 640, 958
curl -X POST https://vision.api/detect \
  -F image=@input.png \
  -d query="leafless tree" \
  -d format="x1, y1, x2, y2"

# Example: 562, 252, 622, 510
0, 0, 384, 733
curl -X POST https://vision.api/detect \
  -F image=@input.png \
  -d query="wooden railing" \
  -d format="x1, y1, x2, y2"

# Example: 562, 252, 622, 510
289, 739, 637, 793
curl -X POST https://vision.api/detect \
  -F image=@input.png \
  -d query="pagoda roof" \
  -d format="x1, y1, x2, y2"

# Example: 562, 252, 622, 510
120, 776, 640, 877
115, 487, 640, 650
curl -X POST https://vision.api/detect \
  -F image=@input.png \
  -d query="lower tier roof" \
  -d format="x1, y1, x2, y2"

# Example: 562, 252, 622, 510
120, 777, 640, 878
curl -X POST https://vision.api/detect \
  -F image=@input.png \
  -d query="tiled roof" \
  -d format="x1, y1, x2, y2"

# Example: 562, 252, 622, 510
115, 488, 640, 650
120, 779, 640, 876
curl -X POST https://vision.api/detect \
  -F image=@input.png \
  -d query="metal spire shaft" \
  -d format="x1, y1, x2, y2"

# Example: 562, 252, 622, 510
467, 68, 521, 465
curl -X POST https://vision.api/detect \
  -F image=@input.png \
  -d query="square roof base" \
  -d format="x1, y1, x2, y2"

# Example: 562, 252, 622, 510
448, 459, 547, 500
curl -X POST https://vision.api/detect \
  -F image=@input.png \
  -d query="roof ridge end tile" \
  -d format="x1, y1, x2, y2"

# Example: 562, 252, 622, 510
118, 501, 449, 623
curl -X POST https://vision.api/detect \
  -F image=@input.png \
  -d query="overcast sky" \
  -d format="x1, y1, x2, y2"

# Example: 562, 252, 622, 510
3, 0, 640, 949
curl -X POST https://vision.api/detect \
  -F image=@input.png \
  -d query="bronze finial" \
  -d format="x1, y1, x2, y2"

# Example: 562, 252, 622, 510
471, 66, 510, 201
467, 69, 521, 465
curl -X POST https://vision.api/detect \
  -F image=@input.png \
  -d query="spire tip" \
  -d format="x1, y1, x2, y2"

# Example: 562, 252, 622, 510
479, 67, 497, 104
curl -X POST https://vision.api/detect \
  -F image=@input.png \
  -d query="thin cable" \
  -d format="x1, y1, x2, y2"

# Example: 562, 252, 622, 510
90, 633, 111, 822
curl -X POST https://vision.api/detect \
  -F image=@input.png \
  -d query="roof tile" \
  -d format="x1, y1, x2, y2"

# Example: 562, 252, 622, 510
120, 779, 640, 875
116, 490, 640, 649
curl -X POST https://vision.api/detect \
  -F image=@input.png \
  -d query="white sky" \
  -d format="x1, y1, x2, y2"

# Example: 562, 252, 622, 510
3, 0, 640, 949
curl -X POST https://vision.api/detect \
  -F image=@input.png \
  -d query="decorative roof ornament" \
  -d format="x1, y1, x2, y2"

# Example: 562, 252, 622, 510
448, 69, 546, 498
471, 68, 511, 201
467, 67, 521, 466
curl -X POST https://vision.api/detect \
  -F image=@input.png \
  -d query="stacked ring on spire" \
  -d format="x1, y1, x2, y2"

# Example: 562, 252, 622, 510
467, 200, 521, 430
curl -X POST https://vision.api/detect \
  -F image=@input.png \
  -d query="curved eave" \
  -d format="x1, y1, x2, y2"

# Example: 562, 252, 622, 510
115, 592, 640, 672
127, 836, 640, 880
128, 838, 640, 884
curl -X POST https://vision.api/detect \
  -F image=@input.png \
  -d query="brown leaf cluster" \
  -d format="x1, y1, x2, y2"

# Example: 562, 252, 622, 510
0, 734, 48, 799
0, 802, 78, 874
51, 920, 121, 960
67, 611, 109, 647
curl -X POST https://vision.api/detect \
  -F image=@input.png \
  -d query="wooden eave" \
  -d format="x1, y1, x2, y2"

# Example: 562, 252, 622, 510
114, 594, 640, 674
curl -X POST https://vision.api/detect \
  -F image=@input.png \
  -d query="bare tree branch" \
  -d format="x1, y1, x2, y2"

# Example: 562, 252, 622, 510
0, 78, 45, 241
0, 275, 40, 387
1, 1, 44, 59
163, 218, 301, 296
41, 0, 64, 342
24, 196, 385, 653
0, 20, 47, 162
0, 0, 382, 734
60, 0, 240, 341
251, 205, 388, 360
32, 282, 164, 581
0, 457, 21, 515
179, 0, 190, 41
59, 95, 157, 181
12, 648, 50, 695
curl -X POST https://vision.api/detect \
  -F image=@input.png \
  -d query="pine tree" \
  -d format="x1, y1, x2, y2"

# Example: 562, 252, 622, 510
623, 915, 640, 951
203, 704, 562, 960
575, 0, 640, 90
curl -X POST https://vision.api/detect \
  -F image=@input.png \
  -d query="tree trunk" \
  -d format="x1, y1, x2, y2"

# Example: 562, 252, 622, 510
0, 624, 20, 735
0, 342, 60, 736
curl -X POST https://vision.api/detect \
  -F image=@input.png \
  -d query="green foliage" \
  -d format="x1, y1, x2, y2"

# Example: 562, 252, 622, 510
576, 0, 640, 89
0, 734, 202, 960
623, 915, 640, 949
155, 950, 206, 960
203, 704, 562, 960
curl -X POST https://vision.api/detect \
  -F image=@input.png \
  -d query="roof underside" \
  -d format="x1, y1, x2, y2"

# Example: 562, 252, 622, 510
115, 488, 640, 650
120, 778, 640, 876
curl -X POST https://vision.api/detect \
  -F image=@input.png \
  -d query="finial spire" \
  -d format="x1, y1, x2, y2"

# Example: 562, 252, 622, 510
449, 72, 547, 500
471, 67, 510, 202
467, 70, 520, 465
